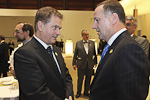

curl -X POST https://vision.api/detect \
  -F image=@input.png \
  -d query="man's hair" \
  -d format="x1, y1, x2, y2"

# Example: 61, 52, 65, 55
22, 23, 34, 37
142, 35, 147, 38
97, 0, 125, 24
34, 6, 63, 32
81, 30, 87, 35
126, 16, 137, 26
0, 35, 5, 40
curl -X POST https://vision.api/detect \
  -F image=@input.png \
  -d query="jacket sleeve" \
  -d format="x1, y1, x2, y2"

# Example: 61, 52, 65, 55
72, 42, 78, 66
141, 38, 149, 56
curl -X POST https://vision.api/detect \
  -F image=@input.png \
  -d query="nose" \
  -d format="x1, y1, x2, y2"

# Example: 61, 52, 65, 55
92, 23, 96, 29
56, 29, 61, 36
14, 32, 16, 37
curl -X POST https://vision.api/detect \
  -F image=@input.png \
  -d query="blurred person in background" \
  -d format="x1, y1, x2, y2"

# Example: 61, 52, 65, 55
72, 30, 97, 98
0, 35, 9, 77
9, 22, 34, 76
126, 16, 149, 56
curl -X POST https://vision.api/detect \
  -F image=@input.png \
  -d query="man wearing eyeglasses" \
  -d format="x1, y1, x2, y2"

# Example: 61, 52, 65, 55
125, 16, 149, 56
9, 22, 34, 76
14, 22, 34, 45
72, 30, 97, 98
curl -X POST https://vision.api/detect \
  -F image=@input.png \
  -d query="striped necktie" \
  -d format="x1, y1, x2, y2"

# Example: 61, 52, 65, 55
47, 46, 62, 75
99, 44, 110, 64
47, 46, 53, 57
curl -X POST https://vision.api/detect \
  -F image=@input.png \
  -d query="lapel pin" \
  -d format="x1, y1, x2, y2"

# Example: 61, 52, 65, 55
90, 44, 91, 46
109, 49, 113, 54
55, 52, 58, 56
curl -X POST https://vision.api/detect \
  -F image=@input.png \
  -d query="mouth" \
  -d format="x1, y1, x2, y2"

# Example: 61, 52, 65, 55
52, 36, 57, 40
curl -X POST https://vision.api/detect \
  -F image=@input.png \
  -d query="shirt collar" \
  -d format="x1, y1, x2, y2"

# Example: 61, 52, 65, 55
33, 35, 52, 50
130, 34, 134, 37
0, 40, 4, 44
108, 28, 127, 46
83, 40, 88, 43
24, 38, 31, 45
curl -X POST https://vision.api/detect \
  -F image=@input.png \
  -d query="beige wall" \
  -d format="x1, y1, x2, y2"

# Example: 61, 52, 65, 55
141, 14, 150, 41
0, 9, 99, 51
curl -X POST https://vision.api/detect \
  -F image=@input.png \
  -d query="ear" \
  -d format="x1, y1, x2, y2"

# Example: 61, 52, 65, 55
111, 13, 118, 25
25, 30, 30, 36
134, 25, 137, 30
37, 21, 44, 32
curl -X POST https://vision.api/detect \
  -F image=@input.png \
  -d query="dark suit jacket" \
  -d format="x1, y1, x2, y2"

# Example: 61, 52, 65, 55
0, 41, 9, 73
90, 31, 150, 100
72, 40, 97, 74
14, 37, 74, 100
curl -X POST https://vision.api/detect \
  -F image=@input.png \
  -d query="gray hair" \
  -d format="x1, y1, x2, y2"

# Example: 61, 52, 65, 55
97, 0, 126, 24
81, 30, 87, 35
126, 16, 137, 26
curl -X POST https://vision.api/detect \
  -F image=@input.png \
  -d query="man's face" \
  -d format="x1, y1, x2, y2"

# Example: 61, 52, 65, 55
14, 23, 26, 42
92, 5, 112, 41
125, 20, 136, 34
82, 31, 89, 41
38, 15, 62, 45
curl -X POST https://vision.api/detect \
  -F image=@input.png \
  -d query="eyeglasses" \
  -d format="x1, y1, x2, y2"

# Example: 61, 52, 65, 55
83, 34, 89, 36
14, 30, 22, 34
125, 23, 132, 26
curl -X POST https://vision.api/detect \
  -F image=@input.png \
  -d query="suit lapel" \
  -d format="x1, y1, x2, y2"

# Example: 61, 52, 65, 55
88, 40, 92, 54
53, 47, 66, 84
31, 38, 63, 81
94, 31, 129, 78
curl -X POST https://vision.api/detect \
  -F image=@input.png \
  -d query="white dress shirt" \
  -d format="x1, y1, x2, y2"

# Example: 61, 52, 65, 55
83, 40, 88, 54
107, 28, 127, 46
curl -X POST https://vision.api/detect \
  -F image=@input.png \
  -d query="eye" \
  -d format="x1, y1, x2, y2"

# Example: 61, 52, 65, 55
52, 26, 61, 30
94, 18, 99, 23
52, 26, 57, 29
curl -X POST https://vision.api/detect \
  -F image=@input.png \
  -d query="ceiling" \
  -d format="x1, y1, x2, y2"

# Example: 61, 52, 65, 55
120, 0, 150, 15
0, 0, 148, 16
0, 0, 120, 11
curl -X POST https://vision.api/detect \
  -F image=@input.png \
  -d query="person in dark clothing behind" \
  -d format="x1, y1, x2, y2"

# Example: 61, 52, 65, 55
142, 35, 150, 61
59, 39, 64, 52
8, 39, 15, 55
98, 39, 107, 55
0, 35, 9, 77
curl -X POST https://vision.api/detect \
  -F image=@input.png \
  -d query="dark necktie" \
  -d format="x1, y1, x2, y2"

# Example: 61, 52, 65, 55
47, 46, 62, 75
99, 44, 110, 64
47, 46, 53, 57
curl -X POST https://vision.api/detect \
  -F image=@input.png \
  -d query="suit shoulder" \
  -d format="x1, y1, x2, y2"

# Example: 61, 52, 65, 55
136, 36, 149, 43
89, 40, 95, 43
76, 40, 82, 44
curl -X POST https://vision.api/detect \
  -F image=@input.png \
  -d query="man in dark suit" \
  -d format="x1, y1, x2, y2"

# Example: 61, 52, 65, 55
0, 35, 9, 77
72, 30, 97, 98
90, 0, 150, 100
126, 16, 149, 56
14, 6, 74, 100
